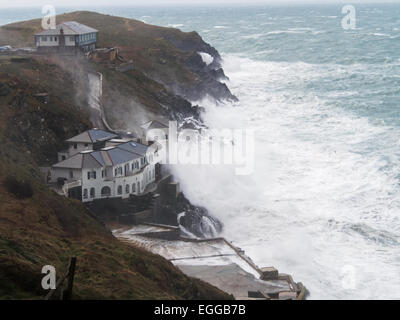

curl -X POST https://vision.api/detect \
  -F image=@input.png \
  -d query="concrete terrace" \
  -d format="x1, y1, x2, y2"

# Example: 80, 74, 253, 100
113, 224, 306, 300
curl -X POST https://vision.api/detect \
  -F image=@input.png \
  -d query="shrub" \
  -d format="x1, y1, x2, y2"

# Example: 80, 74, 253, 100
4, 175, 33, 199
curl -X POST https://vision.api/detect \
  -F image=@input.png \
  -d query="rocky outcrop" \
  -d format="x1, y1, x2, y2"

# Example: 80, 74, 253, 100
176, 194, 223, 238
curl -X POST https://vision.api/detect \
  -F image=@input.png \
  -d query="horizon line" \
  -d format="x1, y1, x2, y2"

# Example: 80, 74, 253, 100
0, 1, 399, 9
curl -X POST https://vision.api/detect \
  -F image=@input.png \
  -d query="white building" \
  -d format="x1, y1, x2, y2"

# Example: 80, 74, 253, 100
57, 128, 119, 162
34, 21, 98, 53
51, 129, 162, 202
140, 120, 169, 143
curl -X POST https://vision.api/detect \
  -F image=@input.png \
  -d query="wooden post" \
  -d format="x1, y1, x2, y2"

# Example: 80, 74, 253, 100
63, 257, 77, 300
44, 257, 76, 300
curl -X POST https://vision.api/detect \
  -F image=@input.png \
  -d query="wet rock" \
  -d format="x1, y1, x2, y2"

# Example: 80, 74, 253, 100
176, 193, 223, 238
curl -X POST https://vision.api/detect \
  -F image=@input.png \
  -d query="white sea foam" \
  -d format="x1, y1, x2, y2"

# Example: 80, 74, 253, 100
171, 54, 400, 299
167, 23, 184, 28
266, 30, 307, 35
198, 52, 214, 65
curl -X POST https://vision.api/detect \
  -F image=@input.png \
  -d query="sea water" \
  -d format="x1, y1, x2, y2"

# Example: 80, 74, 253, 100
2, 3, 400, 299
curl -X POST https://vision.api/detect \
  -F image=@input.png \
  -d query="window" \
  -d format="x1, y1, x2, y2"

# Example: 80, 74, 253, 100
42, 36, 47, 41
137, 182, 140, 193
125, 185, 130, 194
114, 168, 117, 176
87, 172, 91, 180
118, 167, 122, 175
102, 170, 105, 178
132, 183, 136, 193
135, 161, 139, 169
117, 185, 122, 195
90, 188, 95, 198
132, 163, 134, 171
101, 186, 111, 197
69, 170, 73, 179
73, 143, 77, 149
83, 189, 88, 199
93, 171, 96, 179
54, 36, 57, 41
62, 155, 66, 161
84, 143, 88, 147
70, 36, 74, 41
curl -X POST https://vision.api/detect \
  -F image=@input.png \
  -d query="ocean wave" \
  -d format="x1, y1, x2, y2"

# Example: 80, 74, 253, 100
368, 32, 391, 37
175, 53, 400, 299
265, 30, 308, 35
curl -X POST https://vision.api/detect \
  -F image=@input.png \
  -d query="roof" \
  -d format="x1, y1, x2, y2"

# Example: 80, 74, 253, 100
114, 141, 149, 156
66, 129, 118, 144
35, 21, 98, 36
52, 152, 103, 169
140, 120, 168, 130
107, 147, 141, 165
52, 140, 152, 169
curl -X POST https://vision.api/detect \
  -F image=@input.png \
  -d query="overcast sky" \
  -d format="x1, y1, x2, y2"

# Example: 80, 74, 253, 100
0, 0, 397, 8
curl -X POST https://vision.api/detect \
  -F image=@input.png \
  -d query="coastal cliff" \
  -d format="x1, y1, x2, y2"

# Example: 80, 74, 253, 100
0, 11, 237, 104
0, 12, 236, 299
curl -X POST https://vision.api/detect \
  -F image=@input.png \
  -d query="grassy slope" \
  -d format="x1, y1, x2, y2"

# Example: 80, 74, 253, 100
0, 11, 221, 101
0, 56, 232, 300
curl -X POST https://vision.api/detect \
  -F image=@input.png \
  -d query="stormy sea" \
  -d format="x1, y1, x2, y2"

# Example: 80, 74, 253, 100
3, 3, 400, 299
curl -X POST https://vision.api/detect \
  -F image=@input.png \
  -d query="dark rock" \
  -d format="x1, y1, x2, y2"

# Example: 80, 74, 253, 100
210, 68, 229, 81
0, 82, 10, 96
176, 193, 223, 238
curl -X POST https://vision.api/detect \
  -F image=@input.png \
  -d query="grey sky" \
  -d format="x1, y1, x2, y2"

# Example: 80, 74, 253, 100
0, 0, 397, 8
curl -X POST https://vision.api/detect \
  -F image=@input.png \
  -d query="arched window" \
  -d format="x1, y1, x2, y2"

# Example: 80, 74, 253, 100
117, 185, 122, 195
101, 186, 111, 197
132, 183, 136, 193
137, 182, 140, 194
125, 184, 130, 194
90, 187, 95, 198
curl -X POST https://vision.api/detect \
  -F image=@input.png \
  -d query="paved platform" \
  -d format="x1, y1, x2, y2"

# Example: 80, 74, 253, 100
113, 224, 304, 299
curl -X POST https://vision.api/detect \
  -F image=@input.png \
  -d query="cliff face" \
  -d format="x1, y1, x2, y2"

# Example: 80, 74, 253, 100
0, 12, 235, 299
0, 11, 237, 104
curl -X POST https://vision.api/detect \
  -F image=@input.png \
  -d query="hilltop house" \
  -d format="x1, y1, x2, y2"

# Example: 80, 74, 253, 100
51, 128, 162, 202
34, 21, 98, 53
